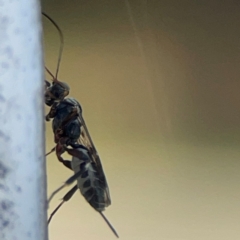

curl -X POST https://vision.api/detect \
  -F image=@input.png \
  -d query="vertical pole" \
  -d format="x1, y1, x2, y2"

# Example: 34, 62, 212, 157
0, 1, 48, 240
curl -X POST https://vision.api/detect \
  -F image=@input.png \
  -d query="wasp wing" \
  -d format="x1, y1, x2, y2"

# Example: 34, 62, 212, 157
77, 114, 111, 207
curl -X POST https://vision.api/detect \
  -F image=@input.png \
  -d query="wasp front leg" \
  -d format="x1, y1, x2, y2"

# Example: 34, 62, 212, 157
46, 102, 58, 121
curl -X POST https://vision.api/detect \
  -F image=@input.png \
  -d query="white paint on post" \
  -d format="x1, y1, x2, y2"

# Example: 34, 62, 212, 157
0, 1, 48, 240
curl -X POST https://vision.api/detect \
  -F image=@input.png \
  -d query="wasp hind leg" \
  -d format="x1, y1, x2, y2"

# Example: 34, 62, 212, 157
46, 143, 72, 171
48, 161, 88, 204
64, 146, 90, 160
54, 138, 74, 170
48, 184, 78, 224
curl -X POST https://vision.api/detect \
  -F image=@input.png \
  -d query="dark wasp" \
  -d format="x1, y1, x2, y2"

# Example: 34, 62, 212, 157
42, 13, 119, 238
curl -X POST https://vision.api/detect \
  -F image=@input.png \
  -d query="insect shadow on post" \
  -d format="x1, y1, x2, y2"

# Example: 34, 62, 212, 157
42, 12, 119, 238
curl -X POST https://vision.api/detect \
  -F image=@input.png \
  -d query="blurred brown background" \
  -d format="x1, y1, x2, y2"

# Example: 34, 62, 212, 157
42, 1, 240, 239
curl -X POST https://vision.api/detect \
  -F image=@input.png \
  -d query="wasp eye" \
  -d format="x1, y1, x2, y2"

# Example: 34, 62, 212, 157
45, 80, 51, 87
45, 98, 55, 106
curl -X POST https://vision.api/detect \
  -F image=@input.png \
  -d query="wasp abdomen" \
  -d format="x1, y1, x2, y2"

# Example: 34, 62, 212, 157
71, 148, 109, 212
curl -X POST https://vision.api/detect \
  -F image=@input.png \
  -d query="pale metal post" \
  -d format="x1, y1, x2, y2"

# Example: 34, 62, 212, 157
0, 1, 48, 240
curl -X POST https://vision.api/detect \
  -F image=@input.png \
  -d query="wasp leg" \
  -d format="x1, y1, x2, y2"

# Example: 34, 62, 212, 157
46, 140, 72, 170
54, 128, 64, 144
55, 138, 68, 161
48, 184, 78, 224
45, 146, 56, 156
46, 102, 58, 121
69, 142, 88, 151
45, 142, 72, 170
48, 163, 88, 204
60, 160, 72, 170
64, 147, 90, 160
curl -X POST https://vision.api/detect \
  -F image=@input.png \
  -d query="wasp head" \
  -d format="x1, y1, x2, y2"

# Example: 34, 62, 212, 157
45, 80, 70, 106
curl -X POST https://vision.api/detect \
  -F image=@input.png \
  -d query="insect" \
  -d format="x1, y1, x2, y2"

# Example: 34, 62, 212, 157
42, 12, 119, 238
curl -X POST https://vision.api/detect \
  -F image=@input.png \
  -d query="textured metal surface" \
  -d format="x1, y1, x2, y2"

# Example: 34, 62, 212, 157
0, 1, 48, 240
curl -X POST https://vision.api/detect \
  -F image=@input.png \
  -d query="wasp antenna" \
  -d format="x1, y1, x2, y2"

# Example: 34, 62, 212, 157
45, 66, 60, 83
45, 66, 56, 81
42, 12, 64, 80
99, 212, 119, 238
